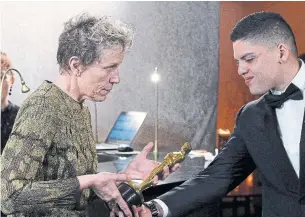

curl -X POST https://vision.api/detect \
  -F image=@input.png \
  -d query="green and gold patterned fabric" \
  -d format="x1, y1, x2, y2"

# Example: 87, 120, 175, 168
1, 81, 99, 216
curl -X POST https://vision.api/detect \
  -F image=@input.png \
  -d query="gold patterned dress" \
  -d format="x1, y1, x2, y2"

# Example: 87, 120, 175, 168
1, 81, 107, 217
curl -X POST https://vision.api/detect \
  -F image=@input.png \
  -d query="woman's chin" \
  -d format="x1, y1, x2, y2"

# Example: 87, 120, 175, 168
92, 95, 107, 102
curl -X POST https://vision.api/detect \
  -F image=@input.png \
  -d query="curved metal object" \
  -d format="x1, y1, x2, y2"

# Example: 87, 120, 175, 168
1, 68, 30, 93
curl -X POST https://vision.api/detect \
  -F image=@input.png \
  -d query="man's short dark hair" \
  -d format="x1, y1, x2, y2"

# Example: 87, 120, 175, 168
230, 12, 298, 56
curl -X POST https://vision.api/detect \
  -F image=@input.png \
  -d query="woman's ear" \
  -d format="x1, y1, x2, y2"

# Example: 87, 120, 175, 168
68, 56, 83, 76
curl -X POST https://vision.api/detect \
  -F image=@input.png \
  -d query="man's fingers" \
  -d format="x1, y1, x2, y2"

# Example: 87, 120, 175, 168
133, 205, 143, 213
170, 163, 181, 172
162, 166, 170, 180
153, 175, 158, 185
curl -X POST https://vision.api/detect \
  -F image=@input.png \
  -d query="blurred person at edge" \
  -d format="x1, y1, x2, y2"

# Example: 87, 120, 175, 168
1, 52, 20, 154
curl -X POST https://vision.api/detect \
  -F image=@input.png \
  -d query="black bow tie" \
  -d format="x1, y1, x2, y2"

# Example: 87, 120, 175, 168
264, 83, 303, 108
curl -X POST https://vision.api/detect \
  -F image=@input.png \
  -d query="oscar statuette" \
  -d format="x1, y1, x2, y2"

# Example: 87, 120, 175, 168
117, 142, 192, 215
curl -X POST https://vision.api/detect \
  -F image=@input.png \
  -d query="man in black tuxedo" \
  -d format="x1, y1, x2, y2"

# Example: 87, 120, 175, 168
134, 11, 305, 217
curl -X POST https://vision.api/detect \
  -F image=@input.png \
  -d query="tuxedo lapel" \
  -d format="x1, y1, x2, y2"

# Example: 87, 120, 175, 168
264, 104, 299, 194
299, 109, 305, 203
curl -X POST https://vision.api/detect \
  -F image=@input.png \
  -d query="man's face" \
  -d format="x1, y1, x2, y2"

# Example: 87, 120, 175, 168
233, 40, 280, 95
78, 46, 124, 102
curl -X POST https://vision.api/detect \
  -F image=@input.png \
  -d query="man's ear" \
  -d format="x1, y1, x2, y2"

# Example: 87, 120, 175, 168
68, 56, 83, 76
277, 43, 290, 64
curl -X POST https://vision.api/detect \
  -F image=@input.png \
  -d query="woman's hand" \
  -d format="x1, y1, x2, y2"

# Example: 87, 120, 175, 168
78, 172, 141, 217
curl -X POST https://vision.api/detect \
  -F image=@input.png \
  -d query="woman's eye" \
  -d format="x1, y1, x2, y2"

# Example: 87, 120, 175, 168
106, 66, 117, 72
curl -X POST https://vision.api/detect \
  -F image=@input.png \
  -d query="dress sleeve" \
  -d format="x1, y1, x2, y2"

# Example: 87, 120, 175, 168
1, 97, 81, 215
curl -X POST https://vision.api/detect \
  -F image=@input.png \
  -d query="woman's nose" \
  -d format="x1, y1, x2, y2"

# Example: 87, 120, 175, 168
110, 74, 120, 84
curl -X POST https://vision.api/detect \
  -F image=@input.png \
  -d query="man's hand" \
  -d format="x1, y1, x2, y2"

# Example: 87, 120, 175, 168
123, 142, 181, 184
132, 205, 152, 217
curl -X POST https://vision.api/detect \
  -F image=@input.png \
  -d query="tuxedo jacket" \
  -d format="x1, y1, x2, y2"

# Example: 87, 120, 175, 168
159, 95, 305, 217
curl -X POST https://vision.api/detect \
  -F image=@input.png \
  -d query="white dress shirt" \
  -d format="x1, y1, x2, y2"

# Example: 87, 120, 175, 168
271, 59, 305, 177
154, 59, 305, 216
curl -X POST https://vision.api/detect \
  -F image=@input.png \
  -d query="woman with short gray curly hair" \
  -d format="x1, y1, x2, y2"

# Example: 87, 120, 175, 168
57, 13, 134, 71
1, 13, 175, 217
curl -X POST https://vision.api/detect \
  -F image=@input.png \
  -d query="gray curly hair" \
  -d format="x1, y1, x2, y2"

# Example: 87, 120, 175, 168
57, 13, 134, 71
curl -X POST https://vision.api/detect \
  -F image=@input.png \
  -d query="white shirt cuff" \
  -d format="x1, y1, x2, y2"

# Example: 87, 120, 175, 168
152, 199, 170, 217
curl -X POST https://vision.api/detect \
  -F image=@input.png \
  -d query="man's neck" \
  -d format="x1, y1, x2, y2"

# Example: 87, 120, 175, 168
54, 73, 84, 103
274, 59, 300, 91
